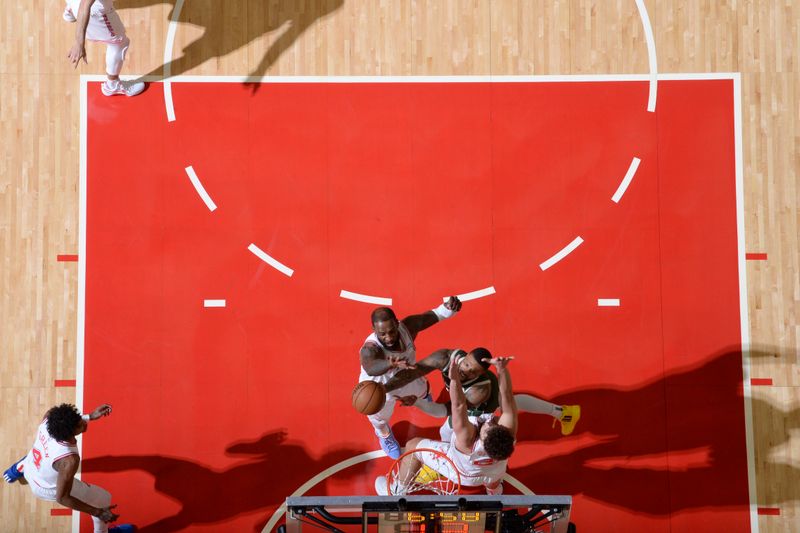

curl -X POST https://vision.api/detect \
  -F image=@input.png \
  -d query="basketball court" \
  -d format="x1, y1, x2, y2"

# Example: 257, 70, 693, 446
3, 2, 798, 533
73, 74, 751, 532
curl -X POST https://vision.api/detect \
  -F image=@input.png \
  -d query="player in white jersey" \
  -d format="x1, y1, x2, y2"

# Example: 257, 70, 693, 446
376, 353, 518, 495
360, 296, 463, 458
64, 0, 145, 96
3, 403, 135, 533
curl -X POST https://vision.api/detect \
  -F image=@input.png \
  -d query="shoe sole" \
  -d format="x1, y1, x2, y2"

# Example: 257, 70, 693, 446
102, 87, 145, 97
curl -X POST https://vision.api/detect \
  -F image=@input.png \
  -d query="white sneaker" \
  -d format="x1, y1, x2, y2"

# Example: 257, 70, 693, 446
374, 475, 389, 495
102, 79, 145, 97
63, 6, 76, 22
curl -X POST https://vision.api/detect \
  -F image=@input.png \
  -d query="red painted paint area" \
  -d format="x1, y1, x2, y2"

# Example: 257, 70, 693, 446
82, 80, 749, 532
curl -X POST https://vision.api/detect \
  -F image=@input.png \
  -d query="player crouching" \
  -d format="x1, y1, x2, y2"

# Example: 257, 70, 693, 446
4, 403, 136, 532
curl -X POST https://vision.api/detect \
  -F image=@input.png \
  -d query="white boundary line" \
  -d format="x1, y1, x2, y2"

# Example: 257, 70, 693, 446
733, 74, 759, 533
634, 0, 658, 112
261, 450, 384, 533
261, 450, 534, 532
162, 0, 185, 122
78, 73, 750, 531
612, 157, 641, 203
76, 73, 741, 85
443, 286, 496, 302
248, 243, 295, 277
340, 290, 392, 306
539, 237, 584, 271
73, 76, 89, 533
185, 166, 217, 211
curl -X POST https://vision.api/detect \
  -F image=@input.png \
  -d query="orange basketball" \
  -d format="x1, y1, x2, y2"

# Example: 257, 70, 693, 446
352, 381, 386, 415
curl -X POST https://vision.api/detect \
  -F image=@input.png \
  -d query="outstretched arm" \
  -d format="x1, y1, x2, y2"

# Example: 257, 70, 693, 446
491, 357, 518, 438
385, 349, 450, 393
360, 344, 414, 377
67, 0, 96, 67
401, 296, 462, 340
85, 404, 112, 421
448, 356, 477, 453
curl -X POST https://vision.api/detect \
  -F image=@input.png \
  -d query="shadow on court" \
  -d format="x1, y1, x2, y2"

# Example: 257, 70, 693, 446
82, 429, 365, 532
504, 347, 799, 515
116, 0, 343, 91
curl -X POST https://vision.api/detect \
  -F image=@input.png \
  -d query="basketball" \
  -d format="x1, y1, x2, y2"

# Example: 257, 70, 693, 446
352, 381, 386, 415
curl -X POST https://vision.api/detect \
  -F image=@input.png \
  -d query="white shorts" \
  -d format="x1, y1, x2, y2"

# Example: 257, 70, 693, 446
416, 438, 501, 488
27, 475, 110, 504
66, 0, 126, 43
368, 378, 428, 425
27, 476, 113, 533
415, 438, 462, 483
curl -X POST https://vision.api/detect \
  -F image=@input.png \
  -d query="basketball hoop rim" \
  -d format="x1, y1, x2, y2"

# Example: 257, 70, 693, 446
386, 447, 462, 495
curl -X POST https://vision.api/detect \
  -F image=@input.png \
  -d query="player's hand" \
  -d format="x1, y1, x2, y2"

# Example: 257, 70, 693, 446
96, 505, 119, 523
67, 42, 87, 68
89, 404, 112, 420
396, 395, 418, 406
444, 296, 462, 312
487, 356, 514, 371
388, 355, 415, 370
448, 354, 462, 384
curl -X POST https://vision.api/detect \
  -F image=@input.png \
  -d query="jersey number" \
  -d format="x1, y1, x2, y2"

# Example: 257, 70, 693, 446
31, 448, 43, 469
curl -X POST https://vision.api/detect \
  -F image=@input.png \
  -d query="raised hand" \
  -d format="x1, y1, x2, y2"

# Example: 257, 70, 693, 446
396, 395, 419, 406
444, 296, 462, 312
487, 356, 514, 371
388, 355, 415, 370
89, 404, 112, 420
96, 504, 119, 523
449, 354, 462, 384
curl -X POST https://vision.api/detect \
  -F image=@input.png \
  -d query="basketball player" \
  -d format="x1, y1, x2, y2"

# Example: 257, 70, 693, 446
385, 348, 580, 441
64, 0, 145, 96
3, 403, 135, 533
376, 355, 516, 495
360, 296, 462, 459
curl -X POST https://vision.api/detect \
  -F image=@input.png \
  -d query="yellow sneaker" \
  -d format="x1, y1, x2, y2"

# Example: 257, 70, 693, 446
414, 465, 440, 484
553, 405, 581, 435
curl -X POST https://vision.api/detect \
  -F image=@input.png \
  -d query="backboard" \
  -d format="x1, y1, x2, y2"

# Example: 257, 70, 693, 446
279, 495, 574, 533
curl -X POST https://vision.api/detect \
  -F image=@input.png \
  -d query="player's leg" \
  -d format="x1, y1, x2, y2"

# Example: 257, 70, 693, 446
69, 478, 136, 533
368, 396, 401, 459
73, 5, 143, 97
396, 437, 424, 487
375, 437, 448, 495
413, 396, 448, 418
101, 36, 144, 97
515, 394, 581, 435
371, 378, 431, 459
3, 456, 26, 483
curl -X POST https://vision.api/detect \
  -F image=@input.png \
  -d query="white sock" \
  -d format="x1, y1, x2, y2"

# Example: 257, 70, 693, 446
413, 398, 448, 418
515, 394, 562, 418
